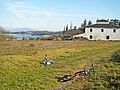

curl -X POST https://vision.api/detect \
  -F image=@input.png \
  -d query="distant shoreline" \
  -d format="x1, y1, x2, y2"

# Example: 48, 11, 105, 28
1, 34, 50, 39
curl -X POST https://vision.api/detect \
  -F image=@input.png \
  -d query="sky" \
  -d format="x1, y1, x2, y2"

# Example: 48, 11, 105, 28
0, 0, 120, 31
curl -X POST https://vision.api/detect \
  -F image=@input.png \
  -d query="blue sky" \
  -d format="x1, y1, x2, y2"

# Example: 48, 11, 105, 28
0, 0, 120, 31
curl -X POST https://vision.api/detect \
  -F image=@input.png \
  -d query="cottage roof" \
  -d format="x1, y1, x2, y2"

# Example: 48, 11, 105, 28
96, 19, 108, 22
63, 29, 82, 37
86, 24, 120, 28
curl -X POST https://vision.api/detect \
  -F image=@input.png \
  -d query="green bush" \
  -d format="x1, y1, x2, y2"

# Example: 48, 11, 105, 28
73, 36, 88, 40
30, 43, 35, 47
111, 50, 120, 62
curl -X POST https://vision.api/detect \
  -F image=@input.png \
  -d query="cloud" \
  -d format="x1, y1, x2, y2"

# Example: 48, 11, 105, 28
4, 1, 52, 18
4, 2, 53, 17
2, 1, 101, 19
2, 1, 26, 18
7, 7, 25, 18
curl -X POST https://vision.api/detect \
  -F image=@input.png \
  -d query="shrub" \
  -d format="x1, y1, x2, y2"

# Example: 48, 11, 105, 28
73, 36, 88, 40
30, 43, 35, 47
0, 35, 11, 41
111, 50, 120, 62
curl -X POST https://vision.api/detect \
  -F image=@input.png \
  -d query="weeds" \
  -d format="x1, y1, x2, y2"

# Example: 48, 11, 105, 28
0, 41, 120, 89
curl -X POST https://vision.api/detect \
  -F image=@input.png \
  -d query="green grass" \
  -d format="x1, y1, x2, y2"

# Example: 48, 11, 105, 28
0, 40, 120, 90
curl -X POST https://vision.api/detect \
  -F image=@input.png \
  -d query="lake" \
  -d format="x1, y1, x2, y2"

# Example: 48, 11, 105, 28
9, 34, 50, 39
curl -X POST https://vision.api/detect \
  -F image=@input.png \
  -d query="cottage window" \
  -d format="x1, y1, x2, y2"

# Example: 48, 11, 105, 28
90, 29, 92, 32
101, 29, 104, 32
106, 36, 110, 40
90, 35, 92, 39
113, 29, 116, 33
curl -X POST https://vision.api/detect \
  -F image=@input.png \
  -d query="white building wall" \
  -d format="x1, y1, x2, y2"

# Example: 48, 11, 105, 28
82, 28, 120, 40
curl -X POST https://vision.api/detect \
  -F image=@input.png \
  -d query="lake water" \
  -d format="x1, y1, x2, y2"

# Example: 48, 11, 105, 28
9, 34, 50, 39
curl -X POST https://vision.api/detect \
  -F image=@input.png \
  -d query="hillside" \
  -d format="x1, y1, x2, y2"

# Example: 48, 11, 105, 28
7, 28, 63, 35
0, 41, 120, 89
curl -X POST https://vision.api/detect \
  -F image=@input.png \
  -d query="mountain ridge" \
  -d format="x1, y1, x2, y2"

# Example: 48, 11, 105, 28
7, 28, 63, 35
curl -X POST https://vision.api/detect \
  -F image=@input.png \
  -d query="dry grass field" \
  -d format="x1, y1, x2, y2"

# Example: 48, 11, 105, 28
0, 40, 120, 90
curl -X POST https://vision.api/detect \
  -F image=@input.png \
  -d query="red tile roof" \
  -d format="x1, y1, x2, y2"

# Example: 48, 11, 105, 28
86, 24, 120, 28
63, 29, 83, 37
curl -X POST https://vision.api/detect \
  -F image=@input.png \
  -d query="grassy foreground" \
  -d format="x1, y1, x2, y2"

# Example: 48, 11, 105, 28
0, 40, 120, 90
